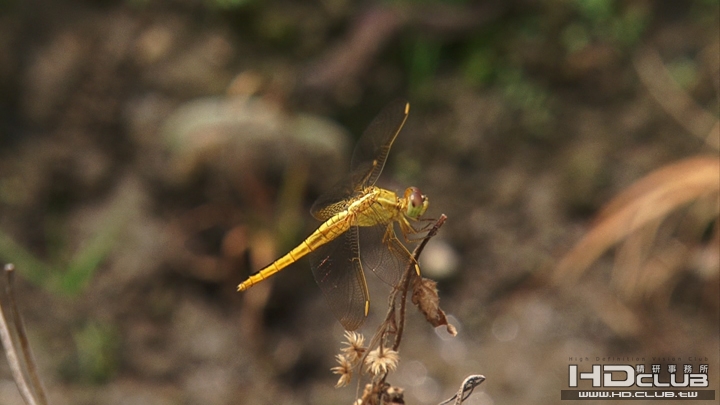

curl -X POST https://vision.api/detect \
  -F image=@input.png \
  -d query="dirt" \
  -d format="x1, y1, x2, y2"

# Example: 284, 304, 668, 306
0, 1, 718, 404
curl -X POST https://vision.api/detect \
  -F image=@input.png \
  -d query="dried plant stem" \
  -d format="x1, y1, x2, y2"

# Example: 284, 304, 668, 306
364, 214, 447, 387
0, 264, 48, 405
554, 156, 720, 284
634, 47, 719, 149
344, 215, 484, 405
437, 374, 486, 405
392, 214, 447, 351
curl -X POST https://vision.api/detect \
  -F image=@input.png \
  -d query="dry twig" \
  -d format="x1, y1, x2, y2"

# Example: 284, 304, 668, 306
554, 156, 720, 287
437, 374, 487, 405
0, 264, 49, 405
331, 214, 486, 404
633, 47, 719, 150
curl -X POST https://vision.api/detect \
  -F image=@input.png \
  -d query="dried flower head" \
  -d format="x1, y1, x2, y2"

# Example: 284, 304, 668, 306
341, 331, 366, 364
331, 354, 354, 388
364, 347, 399, 376
359, 382, 377, 405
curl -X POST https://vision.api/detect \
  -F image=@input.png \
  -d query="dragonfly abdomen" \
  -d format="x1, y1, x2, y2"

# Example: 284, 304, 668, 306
237, 210, 353, 291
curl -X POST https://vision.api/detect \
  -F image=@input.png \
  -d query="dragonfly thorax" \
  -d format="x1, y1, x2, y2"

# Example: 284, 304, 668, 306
348, 187, 398, 227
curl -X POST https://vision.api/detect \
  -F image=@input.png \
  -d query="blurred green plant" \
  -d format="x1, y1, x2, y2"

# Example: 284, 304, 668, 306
405, 37, 442, 99
498, 68, 554, 136
0, 196, 132, 296
689, 0, 720, 25
462, 42, 497, 87
566, 0, 648, 51
211, 0, 255, 9
575, 0, 615, 22
561, 23, 592, 53
385, 0, 471, 4
274, 160, 310, 253
66, 321, 119, 384
666, 57, 700, 91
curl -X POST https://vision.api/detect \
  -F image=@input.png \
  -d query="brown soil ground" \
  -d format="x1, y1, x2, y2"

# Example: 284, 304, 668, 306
0, 1, 718, 404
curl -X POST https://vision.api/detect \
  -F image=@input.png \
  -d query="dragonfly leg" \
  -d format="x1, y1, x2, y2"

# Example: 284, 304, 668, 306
382, 224, 421, 276
398, 217, 432, 243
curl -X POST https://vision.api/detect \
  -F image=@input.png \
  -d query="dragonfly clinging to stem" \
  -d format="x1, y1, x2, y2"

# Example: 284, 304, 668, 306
238, 100, 429, 331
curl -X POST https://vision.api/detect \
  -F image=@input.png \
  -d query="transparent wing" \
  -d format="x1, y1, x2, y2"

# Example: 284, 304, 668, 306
310, 169, 371, 221
310, 100, 410, 221
309, 225, 368, 331
350, 99, 410, 189
357, 219, 414, 289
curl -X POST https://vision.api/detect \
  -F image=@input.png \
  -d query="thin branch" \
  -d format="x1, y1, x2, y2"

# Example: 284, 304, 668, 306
1, 263, 49, 405
6, 265, 48, 405
362, 214, 448, 400
393, 214, 447, 351
367, 215, 447, 350
437, 374, 486, 405
633, 47, 719, 150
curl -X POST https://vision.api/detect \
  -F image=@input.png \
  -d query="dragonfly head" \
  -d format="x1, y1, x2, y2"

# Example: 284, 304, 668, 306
403, 187, 429, 219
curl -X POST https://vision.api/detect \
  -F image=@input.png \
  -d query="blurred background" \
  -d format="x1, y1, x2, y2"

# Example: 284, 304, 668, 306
0, 0, 718, 404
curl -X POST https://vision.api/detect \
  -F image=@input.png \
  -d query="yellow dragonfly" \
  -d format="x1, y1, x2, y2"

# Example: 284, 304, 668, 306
238, 100, 429, 331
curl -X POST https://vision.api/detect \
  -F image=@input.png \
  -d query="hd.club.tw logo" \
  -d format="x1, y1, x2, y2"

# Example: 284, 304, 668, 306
561, 360, 715, 400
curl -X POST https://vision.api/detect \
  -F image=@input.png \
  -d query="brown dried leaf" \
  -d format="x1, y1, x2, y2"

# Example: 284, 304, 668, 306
554, 156, 720, 285
383, 386, 404, 405
411, 277, 457, 336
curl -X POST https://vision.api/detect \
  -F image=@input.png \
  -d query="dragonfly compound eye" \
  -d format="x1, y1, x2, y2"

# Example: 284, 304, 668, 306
405, 187, 428, 218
